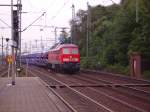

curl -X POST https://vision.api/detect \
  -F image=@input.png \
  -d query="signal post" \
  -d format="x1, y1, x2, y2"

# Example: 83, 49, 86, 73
0, 1, 21, 85
11, 0, 22, 85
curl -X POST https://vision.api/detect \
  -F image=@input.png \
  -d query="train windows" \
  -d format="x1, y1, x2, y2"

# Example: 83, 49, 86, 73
63, 48, 70, 54
72, 49, 78, 54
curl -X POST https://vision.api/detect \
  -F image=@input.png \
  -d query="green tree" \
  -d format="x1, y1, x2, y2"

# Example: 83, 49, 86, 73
72, 0, 150, 72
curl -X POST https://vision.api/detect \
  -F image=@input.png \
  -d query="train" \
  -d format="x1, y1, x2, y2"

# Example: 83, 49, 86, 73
21, 43, 80, 73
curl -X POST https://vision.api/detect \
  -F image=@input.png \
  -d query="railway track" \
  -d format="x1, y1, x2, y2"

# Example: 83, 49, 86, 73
28, 66, 150, 112
0, 65, 10, 96
72, 73, 150, 102
81, 69, 150, 84
29, 68, 114, 112
0, 66, 8, 77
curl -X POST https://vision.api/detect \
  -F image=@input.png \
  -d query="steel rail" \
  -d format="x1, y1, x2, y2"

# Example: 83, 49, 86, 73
23, 82, 150, 88
0, 69, 8, 77
58, 73, 150, 112
28, 66, 114, 112
28, 71, 64, 112
29, 66, 150, 97
82, 69, 150, 83
56, 72, 149, 112
29, 66, 150, 112
78, 73, 150, 100
86, 86, 148, 112
0, 71, 8, 77
31, 68, 116, 112
76, 75, 150, 101
28, 69, 78, 112
39, 78, 78, 112
31, 66, 150, 101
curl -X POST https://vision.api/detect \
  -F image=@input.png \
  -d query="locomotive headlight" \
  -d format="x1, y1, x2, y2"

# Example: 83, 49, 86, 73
63, 58, 69, 62
74, 58, 78, 61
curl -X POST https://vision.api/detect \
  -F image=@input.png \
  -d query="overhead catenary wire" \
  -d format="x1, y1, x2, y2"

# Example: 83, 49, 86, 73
22, 12, 46, 32
0, 13, 10, 16
0, 18, 11, 28
109, 0, 117, 4
50, 0, 70, 20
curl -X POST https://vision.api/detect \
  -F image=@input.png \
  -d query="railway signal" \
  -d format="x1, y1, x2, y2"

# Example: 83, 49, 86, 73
13, 10, 19, 48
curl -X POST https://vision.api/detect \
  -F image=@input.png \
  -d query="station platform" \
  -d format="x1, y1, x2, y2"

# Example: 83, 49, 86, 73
0, 77, 67, 112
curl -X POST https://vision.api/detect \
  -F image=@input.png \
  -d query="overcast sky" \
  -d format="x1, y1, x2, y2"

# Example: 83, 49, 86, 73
0, 0, 120, 53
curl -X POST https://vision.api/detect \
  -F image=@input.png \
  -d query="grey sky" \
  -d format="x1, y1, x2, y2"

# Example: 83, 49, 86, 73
0, 0, 120, 53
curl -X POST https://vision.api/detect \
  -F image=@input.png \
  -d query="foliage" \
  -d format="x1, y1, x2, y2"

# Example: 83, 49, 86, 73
80, 56, 103, 70
143, 71, 150, 79
104, 64, 130, 75
73, 0, 150, 75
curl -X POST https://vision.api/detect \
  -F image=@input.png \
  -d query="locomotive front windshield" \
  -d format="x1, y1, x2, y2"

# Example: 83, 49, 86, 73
63, 48, 70, 54
72, 48, 78, 54
62, 48, 79, 54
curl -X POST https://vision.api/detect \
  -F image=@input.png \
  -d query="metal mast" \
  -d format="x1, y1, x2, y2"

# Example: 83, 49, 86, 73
136, 0, 139, 23
17, 0, 22, 69
11, 0, 16, 85
86, 2, 89, 57
71, 4, 75, 44
86, 2, 91, 57
1, 36, 4, 65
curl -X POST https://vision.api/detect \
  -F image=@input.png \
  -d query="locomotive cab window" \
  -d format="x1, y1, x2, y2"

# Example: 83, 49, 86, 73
63, 48, 70, 54
72, 49, 78, 54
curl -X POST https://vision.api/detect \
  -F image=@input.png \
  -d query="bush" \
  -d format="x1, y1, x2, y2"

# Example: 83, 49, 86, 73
80, 56, 104, 70
105, 64, 130, 75
80, 57, 129, 75
143, 70, 150, 79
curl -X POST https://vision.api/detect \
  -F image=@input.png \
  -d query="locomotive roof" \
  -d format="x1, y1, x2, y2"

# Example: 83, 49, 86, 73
59, 44, 78, 48
50, 43, 78, 50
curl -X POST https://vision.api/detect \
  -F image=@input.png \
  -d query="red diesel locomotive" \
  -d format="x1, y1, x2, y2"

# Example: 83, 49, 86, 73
48, 43, 80, 72
21, 43, 80, 73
